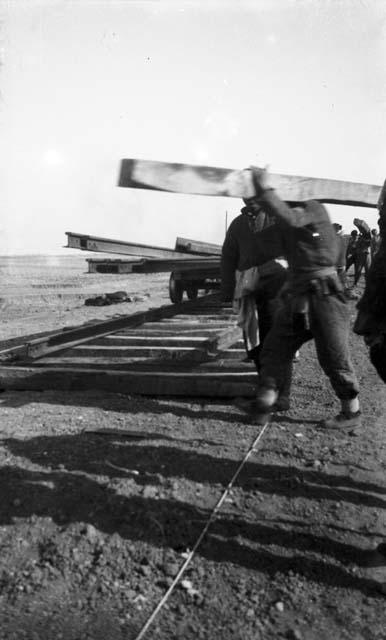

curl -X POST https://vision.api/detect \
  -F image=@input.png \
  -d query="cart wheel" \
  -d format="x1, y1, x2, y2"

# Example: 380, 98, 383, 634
186, 283, 198, 300
169, 272, 184, 303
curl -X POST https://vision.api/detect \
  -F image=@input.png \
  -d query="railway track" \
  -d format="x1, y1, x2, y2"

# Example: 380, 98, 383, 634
0, 293, 256, 397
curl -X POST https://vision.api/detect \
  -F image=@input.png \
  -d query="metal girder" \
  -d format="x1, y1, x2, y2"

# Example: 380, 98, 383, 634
65, 232, 198, 259
85, 257, 220, 275
131, 258, 220, 274
174, 237, 222, 256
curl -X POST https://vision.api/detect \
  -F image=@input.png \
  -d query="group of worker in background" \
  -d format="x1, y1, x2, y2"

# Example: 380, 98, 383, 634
221, 167, 382, 431
345, 222, 381, 287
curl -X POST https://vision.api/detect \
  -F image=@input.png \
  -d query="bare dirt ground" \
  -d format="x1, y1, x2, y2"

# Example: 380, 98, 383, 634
0, 254, 385, 640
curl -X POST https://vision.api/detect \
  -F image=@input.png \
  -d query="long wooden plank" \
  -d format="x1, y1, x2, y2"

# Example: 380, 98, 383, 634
46, 330, 242, 360
140, 321, 231, 329
92, 335, 244, 347
51, 345, 241, 359
118, 158, 381, 207
168, 314, 235, 322
26, 358, 250, 371
174, 310, 234, 317
36, 350, 243, 364
93, 336, 216, 347
116, 328, 232, 336
0, 366, 256, 397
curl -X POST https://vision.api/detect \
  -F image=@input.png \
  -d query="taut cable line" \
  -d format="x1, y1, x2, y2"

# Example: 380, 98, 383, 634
133, 417, 271, 640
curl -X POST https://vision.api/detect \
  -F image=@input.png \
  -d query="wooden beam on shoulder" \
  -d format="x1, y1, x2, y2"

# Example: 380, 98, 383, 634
118, 158, 381, 208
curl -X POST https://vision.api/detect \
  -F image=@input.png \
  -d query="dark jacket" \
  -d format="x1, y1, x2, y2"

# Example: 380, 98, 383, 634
346, 236, 358, 259
354, 219, 371, 255
220, 210, 283, 300
254, 192, 339, 280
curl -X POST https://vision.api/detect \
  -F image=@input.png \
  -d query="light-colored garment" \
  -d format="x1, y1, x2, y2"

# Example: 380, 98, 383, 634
232, 260, 289, 352
232, 267, 260, 352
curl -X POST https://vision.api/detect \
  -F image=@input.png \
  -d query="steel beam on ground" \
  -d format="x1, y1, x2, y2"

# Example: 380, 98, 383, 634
65, 232, 198, 259
131, 258, 220, 274
86, 259, 139, 273
174, 237, 222, 256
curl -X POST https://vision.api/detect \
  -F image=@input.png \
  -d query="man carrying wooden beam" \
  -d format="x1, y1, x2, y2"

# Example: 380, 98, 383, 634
117, 157, 382, 425
247, 167, 361, 430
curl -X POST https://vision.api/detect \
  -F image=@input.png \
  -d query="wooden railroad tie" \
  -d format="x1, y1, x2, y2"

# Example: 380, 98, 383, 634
0, 294, 256, 398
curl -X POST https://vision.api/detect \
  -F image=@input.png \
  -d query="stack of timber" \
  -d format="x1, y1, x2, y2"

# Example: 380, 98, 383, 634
0, 294, 256, 398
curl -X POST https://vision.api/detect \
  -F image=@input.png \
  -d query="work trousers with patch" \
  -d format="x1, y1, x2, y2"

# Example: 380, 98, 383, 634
259, 293, 360, 401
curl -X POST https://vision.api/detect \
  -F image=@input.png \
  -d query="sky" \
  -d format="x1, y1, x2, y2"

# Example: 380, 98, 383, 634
1, 0, 385, 255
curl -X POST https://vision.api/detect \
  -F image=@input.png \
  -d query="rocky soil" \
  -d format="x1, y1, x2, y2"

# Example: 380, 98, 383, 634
0, 255, 385, 640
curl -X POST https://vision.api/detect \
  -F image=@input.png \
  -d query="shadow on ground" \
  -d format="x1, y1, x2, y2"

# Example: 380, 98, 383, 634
1, 431, 384, 597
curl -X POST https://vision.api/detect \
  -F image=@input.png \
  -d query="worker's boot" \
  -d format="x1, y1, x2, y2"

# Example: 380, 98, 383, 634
273, 395, 290, 412
321, 411, 361, 430
255, 385, 278, 413
234, 396, 291, 415
273, 368, 292, 412
237, 375, 288, 414
320, 397, 361, 430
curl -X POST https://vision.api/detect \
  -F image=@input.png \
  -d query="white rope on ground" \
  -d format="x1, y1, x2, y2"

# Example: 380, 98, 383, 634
132, 418, 271, 640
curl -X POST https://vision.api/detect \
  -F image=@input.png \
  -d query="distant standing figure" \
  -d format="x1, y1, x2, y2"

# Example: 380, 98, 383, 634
352, 219, 372, 285
345, 229, 358, 274
332, 223, 347, 287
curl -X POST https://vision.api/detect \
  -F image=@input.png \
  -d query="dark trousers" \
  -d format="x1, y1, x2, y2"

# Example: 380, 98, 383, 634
345, 254, 356, 272
259, 293, 359, 401
354, 252, 371, 285
244, 297, 279, 369
346, 253, 371, 285
244, 270, 287, 373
